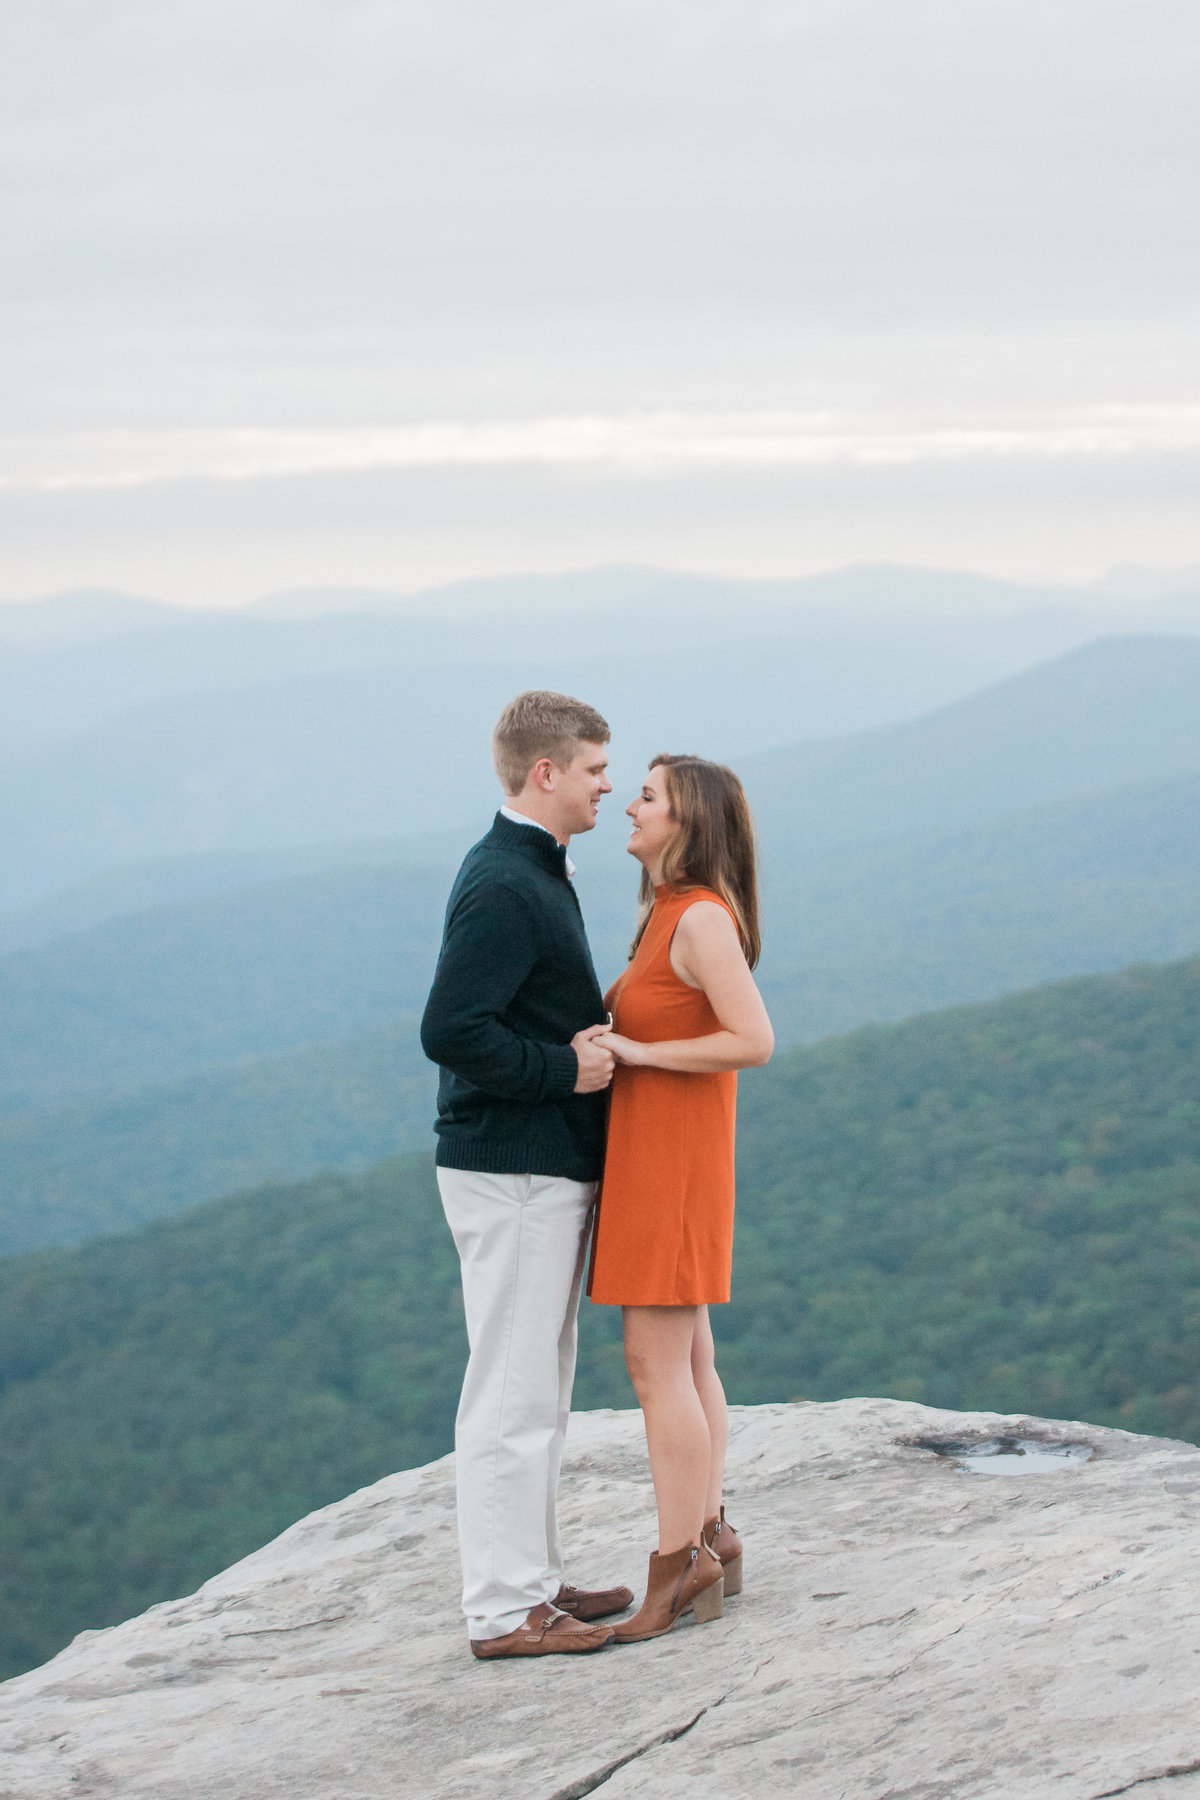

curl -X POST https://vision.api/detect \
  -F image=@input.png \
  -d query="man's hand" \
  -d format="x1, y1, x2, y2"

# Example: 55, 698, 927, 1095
571, 1024, 616, 1093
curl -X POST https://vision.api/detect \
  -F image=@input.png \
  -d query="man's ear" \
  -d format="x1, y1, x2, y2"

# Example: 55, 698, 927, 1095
530, 757, 557, 793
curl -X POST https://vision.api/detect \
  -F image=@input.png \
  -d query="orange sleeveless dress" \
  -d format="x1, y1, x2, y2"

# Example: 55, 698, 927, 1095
588, 885, 738, 1306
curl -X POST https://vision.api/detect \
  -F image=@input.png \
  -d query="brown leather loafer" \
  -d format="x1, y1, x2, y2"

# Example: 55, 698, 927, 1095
470, 1602, 615, 1660
554, 1580, 634, 1621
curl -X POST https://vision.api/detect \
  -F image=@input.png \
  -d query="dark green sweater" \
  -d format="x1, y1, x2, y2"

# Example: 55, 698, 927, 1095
420, 812, 608, 1179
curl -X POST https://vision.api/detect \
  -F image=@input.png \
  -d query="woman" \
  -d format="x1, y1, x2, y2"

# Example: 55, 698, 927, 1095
591, 754, 773, 1643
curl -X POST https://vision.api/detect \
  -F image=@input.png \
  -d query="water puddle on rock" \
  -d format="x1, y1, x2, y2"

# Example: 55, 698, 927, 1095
918, 1435, 1094, 1476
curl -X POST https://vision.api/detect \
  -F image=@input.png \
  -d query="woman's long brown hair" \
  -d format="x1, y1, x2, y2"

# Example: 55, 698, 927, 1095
630, 754, 762, 968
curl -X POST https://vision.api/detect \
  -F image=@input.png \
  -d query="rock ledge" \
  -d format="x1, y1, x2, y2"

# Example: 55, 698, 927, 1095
2, 1399, 1199, 1800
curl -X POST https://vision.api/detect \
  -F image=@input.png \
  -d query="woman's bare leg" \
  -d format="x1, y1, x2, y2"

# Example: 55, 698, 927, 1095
622, 1305, 709, 1551
690, 1305, 728, 1520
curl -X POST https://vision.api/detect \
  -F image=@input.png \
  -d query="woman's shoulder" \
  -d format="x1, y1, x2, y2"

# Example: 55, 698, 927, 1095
673, 885, 735, 919
670, 889, 739, 945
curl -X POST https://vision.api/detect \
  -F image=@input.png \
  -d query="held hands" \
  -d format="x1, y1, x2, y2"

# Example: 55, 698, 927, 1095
594, 1030, 644, 1067
571, 1023, 616, 1093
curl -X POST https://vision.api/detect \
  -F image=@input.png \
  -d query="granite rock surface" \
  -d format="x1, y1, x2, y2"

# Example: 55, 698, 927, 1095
2, 1398, 1199, 1800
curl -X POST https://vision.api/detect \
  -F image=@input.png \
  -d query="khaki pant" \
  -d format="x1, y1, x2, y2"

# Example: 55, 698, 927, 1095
437, 1168, 598, 1640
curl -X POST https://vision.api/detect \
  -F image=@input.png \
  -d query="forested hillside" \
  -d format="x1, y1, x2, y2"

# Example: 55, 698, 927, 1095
0, 863, 452, 1114
0, 1159, 461, 1681
3, 951, 1199, 1678
0, 1019, 433, 1255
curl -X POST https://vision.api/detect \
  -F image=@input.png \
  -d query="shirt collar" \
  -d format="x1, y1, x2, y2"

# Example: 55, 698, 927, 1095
499, 806, 577, 879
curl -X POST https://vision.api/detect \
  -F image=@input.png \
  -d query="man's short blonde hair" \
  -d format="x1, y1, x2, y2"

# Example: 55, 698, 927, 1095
492, 690, 611, 795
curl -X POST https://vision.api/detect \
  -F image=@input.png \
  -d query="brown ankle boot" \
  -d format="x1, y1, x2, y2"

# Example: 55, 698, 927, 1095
702, 1505, 743, 1597
612, 1542, 724, 1644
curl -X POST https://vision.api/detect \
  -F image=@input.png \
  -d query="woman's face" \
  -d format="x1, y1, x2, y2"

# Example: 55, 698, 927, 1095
626, 766, 678, 872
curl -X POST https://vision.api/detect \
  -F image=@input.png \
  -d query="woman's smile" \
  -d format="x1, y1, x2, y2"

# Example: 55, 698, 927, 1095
625, 767, 678, 875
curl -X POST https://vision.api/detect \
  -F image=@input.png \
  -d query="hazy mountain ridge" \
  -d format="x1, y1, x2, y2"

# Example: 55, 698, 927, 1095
4, 559, 1184, 646
760, 763, 1200, 1043
0, 570, 1105, 757
4, 620, 1167, 911
745, 633, 1200, 856
7, 759, 1200, 1252
0, 833, 463, 959
4, 565, 1198, 907
7, 634, 1200, 1250
0, 664, 507, 906
0, 590, 187, 650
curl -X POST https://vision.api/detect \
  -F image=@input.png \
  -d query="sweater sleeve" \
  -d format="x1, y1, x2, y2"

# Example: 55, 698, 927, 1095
420, 881, 579, 1104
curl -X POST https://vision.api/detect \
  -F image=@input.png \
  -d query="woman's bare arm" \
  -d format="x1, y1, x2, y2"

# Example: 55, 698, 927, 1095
599, 902, 774, 1073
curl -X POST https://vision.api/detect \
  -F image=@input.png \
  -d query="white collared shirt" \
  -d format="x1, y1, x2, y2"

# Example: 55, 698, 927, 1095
500, 806, 577, 880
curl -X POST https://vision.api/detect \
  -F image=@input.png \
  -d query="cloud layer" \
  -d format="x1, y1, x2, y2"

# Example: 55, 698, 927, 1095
6, 406, 1200, 494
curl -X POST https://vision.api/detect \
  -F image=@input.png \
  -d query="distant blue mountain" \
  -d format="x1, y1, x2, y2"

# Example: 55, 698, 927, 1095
6, 633, 1200, 1110
5, 635, 1200, 1255
746, 633, 1200, 855
0, 589, 187, 650
1, 608, 1195, 910
0, 564, 1179, 903
0, 834, 458, 957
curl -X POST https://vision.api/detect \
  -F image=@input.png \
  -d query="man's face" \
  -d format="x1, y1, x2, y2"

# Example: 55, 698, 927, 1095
553, 741, 612, 835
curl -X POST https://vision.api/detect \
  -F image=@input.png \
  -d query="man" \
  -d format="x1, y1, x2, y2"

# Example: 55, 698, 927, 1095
421, 690, 632, 1659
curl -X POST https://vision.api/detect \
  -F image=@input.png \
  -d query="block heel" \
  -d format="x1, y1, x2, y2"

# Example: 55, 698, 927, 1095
703, 1505, 744, 1597
691, 1572, 725, 1622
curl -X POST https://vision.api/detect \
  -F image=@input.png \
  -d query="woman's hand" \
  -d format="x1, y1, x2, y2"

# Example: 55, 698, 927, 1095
596, 1030, 646, 1066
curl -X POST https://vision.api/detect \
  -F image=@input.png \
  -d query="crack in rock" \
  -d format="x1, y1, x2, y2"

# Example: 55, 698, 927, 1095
1066, 1568, 1128, 1600
221, 1613, 349, 1638
545, 1699, 724, 1800
1092, 1759, 1200, 1797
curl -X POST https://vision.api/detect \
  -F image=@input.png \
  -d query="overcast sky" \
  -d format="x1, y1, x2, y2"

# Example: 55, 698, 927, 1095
2, 0, 1199, 606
